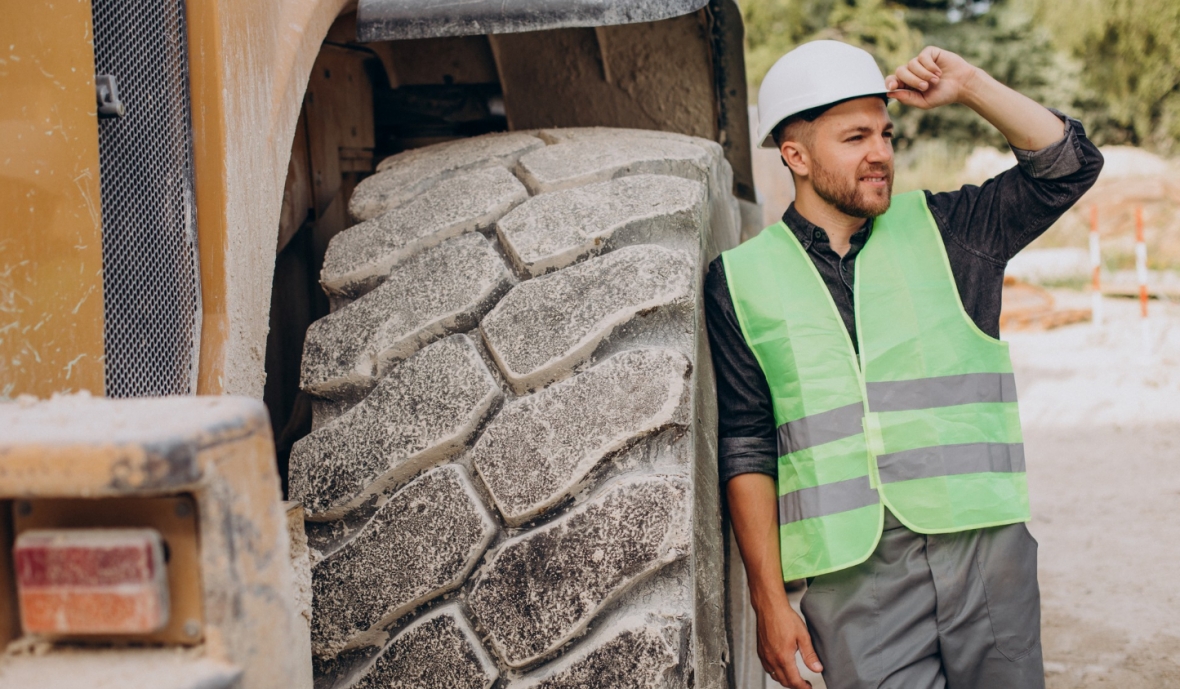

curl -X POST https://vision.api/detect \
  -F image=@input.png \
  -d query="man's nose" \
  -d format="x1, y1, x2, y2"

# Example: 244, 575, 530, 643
867, 135, 893, 163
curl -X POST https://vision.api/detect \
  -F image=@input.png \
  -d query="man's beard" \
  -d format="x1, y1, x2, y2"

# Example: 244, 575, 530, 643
812, 159, 893, 218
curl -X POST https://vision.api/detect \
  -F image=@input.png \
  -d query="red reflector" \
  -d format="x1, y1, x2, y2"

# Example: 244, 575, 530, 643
14, 529, 170, 635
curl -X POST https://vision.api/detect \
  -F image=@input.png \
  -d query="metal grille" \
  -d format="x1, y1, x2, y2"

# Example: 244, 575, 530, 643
93, 0, 201, 397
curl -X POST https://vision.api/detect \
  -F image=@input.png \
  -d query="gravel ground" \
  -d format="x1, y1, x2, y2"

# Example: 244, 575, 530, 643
1010, 291, 1180, 688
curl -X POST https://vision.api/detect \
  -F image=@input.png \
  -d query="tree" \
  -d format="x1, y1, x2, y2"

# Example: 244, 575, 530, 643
1024, 0, 1180, 152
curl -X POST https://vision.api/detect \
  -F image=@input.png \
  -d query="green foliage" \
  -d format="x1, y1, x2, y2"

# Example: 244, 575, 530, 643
740, 0, 1180, 153
1023, 0, 1180, 152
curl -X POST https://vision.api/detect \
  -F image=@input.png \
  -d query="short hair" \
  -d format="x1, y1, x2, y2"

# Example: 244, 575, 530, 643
770, 94, 890, 148
771, 103, 828, 149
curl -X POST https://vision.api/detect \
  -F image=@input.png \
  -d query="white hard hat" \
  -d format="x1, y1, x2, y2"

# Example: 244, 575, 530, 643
756, 40, 888, 148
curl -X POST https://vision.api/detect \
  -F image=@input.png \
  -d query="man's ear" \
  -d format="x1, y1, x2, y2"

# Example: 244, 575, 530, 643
779, 140, 810, 178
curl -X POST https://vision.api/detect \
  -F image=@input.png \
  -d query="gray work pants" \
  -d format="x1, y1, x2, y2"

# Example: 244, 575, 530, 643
800, 509, 1045, 689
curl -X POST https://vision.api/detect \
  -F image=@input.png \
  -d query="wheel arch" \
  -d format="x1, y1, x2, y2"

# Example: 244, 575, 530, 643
192, 0, 356, 396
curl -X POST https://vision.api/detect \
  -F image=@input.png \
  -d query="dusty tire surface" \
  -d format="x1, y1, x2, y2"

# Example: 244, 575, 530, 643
289, 128, 740, 688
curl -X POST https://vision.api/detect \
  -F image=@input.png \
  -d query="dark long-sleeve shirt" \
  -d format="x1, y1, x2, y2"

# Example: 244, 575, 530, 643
706, 111, 1103, 483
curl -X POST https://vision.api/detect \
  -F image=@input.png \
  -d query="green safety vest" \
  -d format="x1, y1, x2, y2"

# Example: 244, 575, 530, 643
722, 191, 1029, 581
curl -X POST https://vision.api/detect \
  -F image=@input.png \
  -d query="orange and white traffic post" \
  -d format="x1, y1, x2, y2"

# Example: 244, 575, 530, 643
1090, 205, 1102, 327
1136, 207, 1151, 358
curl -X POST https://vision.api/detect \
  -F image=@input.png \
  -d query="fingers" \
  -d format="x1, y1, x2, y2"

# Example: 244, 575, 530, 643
763, 642, 816, 689
916, 49, 942, 79
797, 632, 825, 674
907, 56, 939, 86
762, 647, 794, 687
922, 45, 944, 67
768, 662, 810, 689
782, 663, 812, 689
894, 65, 930, 92
887, 82, 930, 109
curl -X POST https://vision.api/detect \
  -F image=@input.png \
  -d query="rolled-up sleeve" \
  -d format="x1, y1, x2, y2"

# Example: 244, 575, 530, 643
926, 110, 1104, 264
704, 258, 778, 482
1009, 109, 1090, 180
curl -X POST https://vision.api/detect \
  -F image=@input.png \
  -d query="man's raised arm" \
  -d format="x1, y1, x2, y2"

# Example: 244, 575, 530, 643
885, 46, 1065, 150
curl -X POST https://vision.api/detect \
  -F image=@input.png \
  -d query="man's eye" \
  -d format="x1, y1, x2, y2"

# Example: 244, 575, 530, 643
883, 132, 894, 139
847, 135, 863, 142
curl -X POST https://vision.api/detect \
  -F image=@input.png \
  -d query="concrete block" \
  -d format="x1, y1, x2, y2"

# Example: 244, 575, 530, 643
496, 174, 706, 277
350, 133, 543, 222
480, 245, 692, 393
473, 348, 689, 525
353, 606, 498, 689
301, 233, 511, 399
516, 134, 713, 195
466, 475, 690, 667
290, 335, 500, 519
324, 166, 528, 299
310, 465, 496, 658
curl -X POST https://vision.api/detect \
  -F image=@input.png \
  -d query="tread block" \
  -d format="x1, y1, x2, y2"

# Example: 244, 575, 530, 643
350, 133, 543, 222
310, 465, 496, 659
301, 232, 511, 399
537, 126, 723, 160
324, 166, 528, 299
352, 606, 498, 689
291, 335, 500, 520
473, 348, 689, 526
497, 174, 706, 277
467, 475, 690, 668
481, 245, 692, 393
509, 614, 683, 689
516, 134, 713, 195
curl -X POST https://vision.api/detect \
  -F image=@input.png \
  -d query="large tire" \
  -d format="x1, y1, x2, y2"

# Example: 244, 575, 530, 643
289, 128, 740, 688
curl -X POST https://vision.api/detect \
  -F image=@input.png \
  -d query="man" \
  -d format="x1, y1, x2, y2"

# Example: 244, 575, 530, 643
706, 41, 1102, 689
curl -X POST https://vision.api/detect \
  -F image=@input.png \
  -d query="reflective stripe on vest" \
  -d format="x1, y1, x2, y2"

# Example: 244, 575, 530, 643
867, 372, 1018, 412
723, 190, 1030, 581
777, 403, 863, 454
778, 476, 878, 524
876, 442, 1025, 483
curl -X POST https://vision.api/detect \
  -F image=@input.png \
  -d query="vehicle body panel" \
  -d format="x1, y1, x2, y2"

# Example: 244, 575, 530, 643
0, 0, 106, 398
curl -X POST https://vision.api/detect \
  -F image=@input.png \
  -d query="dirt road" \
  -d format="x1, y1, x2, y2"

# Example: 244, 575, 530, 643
1011, 291, 1180, 688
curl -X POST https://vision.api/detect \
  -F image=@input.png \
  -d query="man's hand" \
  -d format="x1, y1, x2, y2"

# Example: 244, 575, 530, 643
755, 597, 823, 688
728, 473, 824, 688
885, 46, 978, 110
886, 45, 1065, 150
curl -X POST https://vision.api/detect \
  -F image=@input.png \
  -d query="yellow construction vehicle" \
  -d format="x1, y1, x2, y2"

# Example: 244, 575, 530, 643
1, 1, 759, 686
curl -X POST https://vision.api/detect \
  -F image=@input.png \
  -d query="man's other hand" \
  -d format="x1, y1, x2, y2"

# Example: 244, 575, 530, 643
757, 599, 823, 688
885, 46, 979, 110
